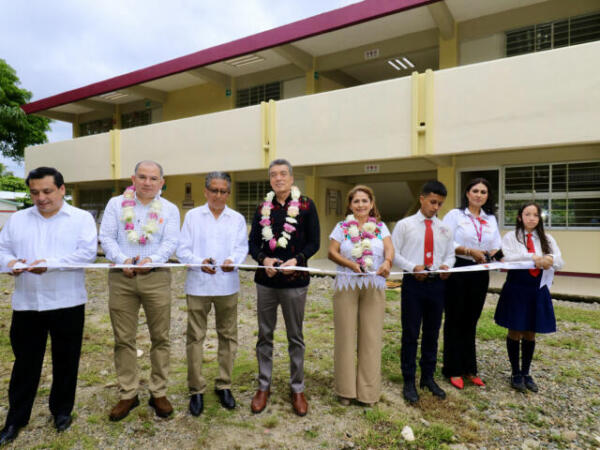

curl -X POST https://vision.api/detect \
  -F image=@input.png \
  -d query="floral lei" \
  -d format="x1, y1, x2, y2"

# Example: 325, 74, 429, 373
342, 214, 382, 271
260, 186, 301, 250
121, 186, 163, 245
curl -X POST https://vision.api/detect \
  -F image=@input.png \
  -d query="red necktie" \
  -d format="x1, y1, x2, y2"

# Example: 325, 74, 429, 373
526, 233, 540, 277
424, 219, 434, 267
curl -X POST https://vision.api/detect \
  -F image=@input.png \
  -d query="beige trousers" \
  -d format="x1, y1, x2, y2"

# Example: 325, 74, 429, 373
186, 293, 238, 394
108, 269, 172, 399
333, 285, 385, 403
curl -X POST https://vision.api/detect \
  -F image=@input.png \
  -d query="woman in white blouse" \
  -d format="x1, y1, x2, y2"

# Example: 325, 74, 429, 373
442, 178, 502, 390
494, 202, 563, 393
328, 185, 394, 406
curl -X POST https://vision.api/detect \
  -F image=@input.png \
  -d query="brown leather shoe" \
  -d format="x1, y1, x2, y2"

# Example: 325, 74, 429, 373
291, 392, 308, 416
250, 389, 270, 414
149, 396, 173, 418
109, 396, 140, 421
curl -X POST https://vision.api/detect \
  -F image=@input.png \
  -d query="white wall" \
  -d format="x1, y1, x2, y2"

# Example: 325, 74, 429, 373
435, 41, 600, 155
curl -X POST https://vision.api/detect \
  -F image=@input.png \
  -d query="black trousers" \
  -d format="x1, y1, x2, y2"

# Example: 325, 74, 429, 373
400, 275, 445, 381
5, 304, 85, 427
442, 258, 489, 378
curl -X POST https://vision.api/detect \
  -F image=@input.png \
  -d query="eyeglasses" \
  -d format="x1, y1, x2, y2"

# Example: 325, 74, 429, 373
206, 188, 230, 195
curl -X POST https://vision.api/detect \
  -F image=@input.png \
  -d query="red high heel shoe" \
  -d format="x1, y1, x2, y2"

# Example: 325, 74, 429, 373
449, 376, 464, 389
467, 375, 485, 387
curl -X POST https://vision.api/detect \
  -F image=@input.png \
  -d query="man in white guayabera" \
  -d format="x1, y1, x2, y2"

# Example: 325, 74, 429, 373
0, 167, 97, 446
99, 161, 180, 421
177, 171, 248, 416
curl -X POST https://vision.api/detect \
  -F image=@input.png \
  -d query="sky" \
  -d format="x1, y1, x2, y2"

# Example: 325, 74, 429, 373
1, 0, 360, 177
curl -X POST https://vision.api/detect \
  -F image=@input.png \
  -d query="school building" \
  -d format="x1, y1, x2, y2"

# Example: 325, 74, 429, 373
22, 0, 600, 274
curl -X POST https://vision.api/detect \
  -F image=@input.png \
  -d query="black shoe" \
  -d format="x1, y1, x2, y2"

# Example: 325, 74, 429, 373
420, 378, 446, 399
189, 394, 204, 417
215, 388, 236, 410
53, 414, 72, 432
403, 381, 419, 403
511, 375, 527, 392
0, 424, 21, 446
523, 375, 539, 393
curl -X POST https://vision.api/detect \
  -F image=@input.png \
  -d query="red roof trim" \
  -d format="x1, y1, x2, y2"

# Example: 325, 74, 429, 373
22, 0, 439, 114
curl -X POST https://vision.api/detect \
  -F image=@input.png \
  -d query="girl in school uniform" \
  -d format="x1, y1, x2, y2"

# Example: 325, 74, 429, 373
494, 202, 563, 393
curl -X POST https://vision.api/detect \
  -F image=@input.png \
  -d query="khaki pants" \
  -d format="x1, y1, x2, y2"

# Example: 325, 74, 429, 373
186, 293, 238, 394
333, 285, 385, 403
108, 269, 172, 399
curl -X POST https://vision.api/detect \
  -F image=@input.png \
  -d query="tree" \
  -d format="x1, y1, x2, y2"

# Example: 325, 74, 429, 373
0, 59, 51, 160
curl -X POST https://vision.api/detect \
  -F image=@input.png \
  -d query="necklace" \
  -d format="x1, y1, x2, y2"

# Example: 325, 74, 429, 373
341, 214, 382, 271
260, 186, 301, 250
121, 186, 163, 245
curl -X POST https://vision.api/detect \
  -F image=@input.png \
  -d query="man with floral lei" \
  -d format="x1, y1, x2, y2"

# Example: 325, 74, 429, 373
248, 158, 320, 417
99, 160, 180, 422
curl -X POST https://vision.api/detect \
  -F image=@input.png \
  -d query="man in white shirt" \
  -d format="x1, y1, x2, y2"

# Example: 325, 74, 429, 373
392, 180, 455, 404
176, 172, 248, 416
0, 167, 97, 445
99, 161, 180, 421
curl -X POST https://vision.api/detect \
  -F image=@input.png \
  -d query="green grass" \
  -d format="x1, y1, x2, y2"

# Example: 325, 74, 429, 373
476, 309, 506, 341
385, 290, 400, 301
554, 306, 600, 330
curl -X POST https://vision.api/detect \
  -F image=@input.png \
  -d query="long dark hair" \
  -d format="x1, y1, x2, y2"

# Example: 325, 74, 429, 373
515, 202, 551, 254
461, 177, 495, 215
345, 185, 381, 220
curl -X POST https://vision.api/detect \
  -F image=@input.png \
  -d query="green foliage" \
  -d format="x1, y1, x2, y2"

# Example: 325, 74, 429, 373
0, 174, 25, 191
0, 59, 51, 160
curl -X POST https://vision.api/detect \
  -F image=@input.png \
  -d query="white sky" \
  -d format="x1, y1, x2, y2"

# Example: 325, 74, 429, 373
1, 0, 360, 176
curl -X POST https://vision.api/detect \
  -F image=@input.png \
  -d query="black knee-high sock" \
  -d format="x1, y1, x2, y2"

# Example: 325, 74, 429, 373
506, 337, 520, 376
521, 339, 535, 376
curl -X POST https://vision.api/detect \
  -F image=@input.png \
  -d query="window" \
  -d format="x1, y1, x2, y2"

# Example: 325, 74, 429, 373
121, 110, 152, 129
236, 82, 281, 107
502, 162, 600, 228
506, 12, 600, 57
236, 180, 271, 222
79, 118, 112, 136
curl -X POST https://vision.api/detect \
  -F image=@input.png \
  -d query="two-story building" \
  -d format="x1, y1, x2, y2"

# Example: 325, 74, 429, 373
23, 0, 600, 274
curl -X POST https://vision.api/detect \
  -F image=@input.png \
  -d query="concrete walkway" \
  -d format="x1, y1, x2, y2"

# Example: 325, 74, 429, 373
304, 258, 600, 302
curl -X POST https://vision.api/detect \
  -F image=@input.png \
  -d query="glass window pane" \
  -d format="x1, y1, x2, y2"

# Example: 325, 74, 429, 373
505, 166, 533, 193
535, 23, 552, 51
550, 198, 567, 227
506, 27, 535, 56
552, 164, 567, 192
567, 198, 600, 227
570, 12, 600, 45
567, 162, 600, 192
553, 20, 569, 48
533, 165, 549, 193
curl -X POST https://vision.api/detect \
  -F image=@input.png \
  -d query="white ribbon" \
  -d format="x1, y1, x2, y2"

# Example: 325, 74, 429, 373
5, 260, 554, 288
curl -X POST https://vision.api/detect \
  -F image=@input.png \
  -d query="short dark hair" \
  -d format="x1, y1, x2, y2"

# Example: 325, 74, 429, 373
205, 171, 231, 189
268, 158, 293, 177
26, 167, 64, 188
421, 180, 447, 197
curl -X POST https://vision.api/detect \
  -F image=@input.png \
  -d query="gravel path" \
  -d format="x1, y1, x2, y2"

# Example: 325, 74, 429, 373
0, 269, 598, 449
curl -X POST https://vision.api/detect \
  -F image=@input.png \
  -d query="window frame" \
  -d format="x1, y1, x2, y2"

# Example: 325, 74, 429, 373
501, 160, 600, 230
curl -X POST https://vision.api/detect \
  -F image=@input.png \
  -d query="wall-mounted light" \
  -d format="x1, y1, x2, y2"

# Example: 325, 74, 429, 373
387, 56, 415, 71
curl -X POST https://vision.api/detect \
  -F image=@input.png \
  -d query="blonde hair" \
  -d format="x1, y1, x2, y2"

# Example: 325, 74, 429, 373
345, 185, 381, 220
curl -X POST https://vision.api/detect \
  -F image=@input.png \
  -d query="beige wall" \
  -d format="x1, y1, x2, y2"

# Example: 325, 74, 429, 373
276, 76, 412, 166
25, 133, 113, 183
459, 33, 504, 66
162, 83, 231, 121
435, 41, 600, 154
119, 105, 263, 177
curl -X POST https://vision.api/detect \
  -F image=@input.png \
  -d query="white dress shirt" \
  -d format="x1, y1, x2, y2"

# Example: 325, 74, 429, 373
329, 222, 390, 290
443, 208, 502, 261
99, 193, 180, 264
392, 210, 455, 272
177, 204, 248, 296
0, 202, 97, 311
501, 230, 564, 270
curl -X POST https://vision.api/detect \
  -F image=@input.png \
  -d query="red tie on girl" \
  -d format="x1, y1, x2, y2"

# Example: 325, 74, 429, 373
424, 219, 434, 267
526, 233, 540, 277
